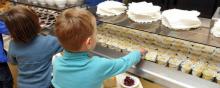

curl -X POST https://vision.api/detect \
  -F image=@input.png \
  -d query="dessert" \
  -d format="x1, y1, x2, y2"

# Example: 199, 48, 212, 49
202, 69, 216, 81
162, 9, 201, 30
192, 61, 207, 77
96, 1, 127, 16
144, 51, 158, 62
168, 56, 183, 69
207, 63, 218, 71
124, 76, 135, 86
127, 1, 161, 23
120, 75, 139, 88
157, 54, 170, 65
181, 60, 193, 74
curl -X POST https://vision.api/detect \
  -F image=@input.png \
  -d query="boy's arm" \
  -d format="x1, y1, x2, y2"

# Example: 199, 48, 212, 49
102, 50, 144, 78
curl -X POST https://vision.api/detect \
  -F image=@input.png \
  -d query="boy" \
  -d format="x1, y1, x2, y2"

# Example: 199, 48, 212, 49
52, 8, 146, 88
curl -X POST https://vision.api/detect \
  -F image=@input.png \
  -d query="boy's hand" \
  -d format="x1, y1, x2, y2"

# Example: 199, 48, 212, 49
139, 48, 147, 57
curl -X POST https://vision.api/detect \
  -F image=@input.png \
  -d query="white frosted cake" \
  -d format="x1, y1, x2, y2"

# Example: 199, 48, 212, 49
127, 2, 161, 23
96, 1, 127, 16
162, 9, 201, 30
145, 51, 158, 62
211, 20, 220, 37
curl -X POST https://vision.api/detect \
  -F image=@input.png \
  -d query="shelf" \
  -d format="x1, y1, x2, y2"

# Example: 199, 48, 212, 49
88, 7, 220, 48
91, 43, 220, 88
10, 0, 82, 11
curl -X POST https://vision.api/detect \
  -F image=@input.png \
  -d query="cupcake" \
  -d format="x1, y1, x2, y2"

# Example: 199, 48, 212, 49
157, 54, 170, 65
144, 51, 158, 62
192, 62, 207, 77
168, 56, 183, 69
202, 69, 216, 81
181, 60, 193, 74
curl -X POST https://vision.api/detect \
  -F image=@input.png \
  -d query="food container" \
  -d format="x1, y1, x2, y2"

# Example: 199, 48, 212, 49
120, 75, 139, 88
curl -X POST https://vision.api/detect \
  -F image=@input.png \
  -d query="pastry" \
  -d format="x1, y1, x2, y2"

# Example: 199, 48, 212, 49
144, 51, 158, 62
181, 60, 193, 74
202, 69, 216, 81
157, 54, 170, 65
192, 61, 207, 77
127, 1, 161, 23
162, 9, 201, 30
168, 56, 183, 69
207, 63, 218, 71
96, 1, 127, 16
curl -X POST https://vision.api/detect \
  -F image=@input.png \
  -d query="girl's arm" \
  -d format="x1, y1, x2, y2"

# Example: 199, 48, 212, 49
8, 63, 18, 88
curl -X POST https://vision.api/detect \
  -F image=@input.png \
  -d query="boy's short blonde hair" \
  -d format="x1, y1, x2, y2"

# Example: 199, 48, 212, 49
55, 8, 96, 51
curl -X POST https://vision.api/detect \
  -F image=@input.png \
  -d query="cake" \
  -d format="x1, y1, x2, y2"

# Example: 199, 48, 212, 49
96, 1, 127, 16
181, 60, 193, 74
211, 20, 220, 37
162, 9, 201, 30
144, 51, 158, 62
168, 56, 183, 69
207, 63, 218, 71
192, 61, 207, 77
127, 1, 161, 23
202, 69, 216, 81
157, 54, 170, 65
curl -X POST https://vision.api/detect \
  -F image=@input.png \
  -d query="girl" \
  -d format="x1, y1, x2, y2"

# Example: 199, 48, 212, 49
3, 6, 63, 88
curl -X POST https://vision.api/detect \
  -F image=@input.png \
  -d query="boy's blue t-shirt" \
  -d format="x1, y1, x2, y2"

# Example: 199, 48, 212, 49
52, 50, 141, 88
8, 35, 63, 88
0, 20, 9, 63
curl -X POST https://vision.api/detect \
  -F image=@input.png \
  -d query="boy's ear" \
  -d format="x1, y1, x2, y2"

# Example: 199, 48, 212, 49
85, 37, 92, 47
